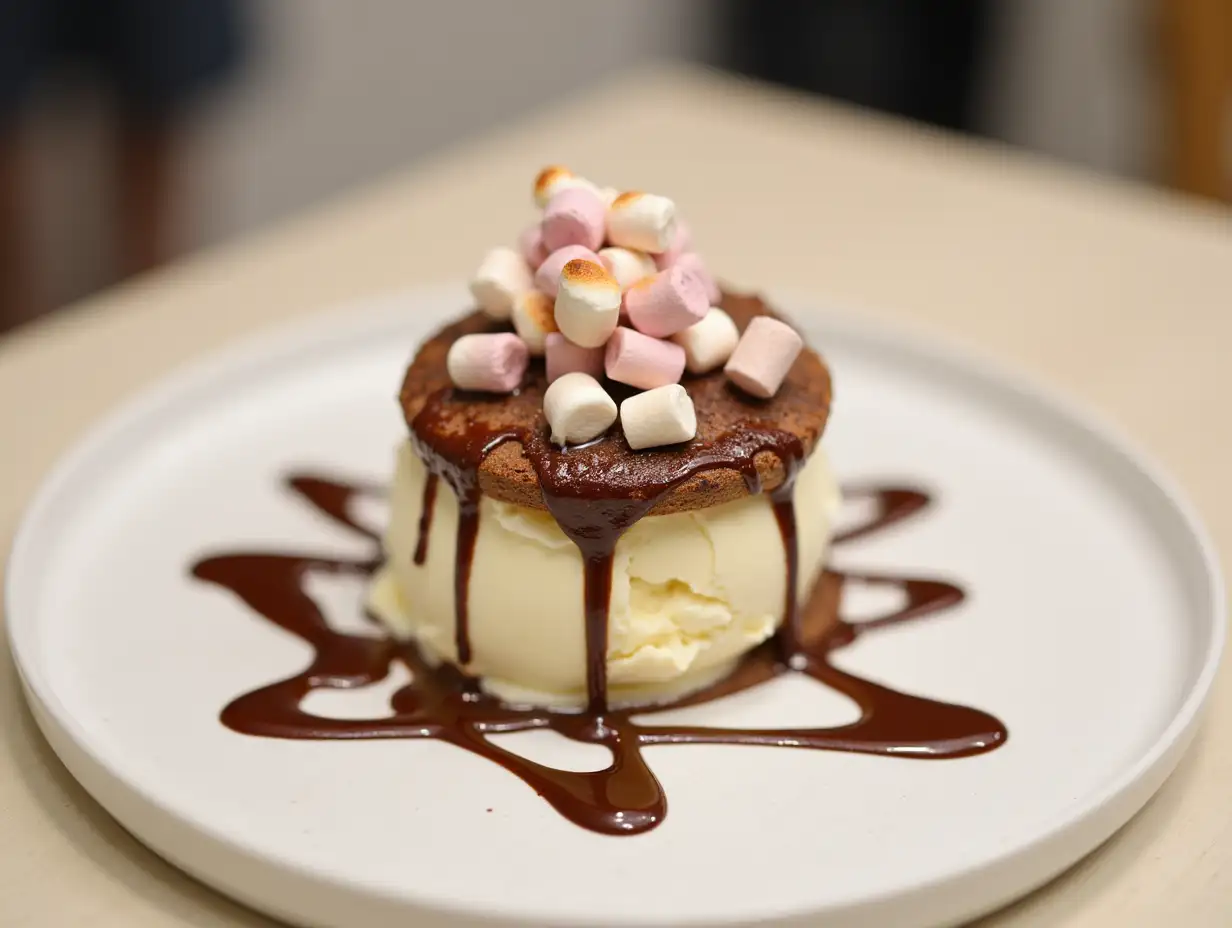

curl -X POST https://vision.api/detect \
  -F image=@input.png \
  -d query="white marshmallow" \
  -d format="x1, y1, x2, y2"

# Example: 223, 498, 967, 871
598, 246, 657, 291
598, 186, 620, 207
672, 307, 740, 374
606, 192, 677, 254
620, 384, 697, 450
543, 372, 617, 446
469, 246, 533, 320
553, 259, 621, 348
533, 165, 602, 208
510, 290, 558, 355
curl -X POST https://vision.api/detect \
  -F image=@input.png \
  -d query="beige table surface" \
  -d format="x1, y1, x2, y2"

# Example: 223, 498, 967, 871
1, 65, 1230, 927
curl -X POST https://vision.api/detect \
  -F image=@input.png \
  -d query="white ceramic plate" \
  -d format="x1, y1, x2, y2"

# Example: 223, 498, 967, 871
7, 286, 1223, 928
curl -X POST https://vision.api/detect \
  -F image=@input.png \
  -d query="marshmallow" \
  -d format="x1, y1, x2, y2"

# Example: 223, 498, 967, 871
654, 220, 693, 270
674, 252, 720, 303
554, 259, 621, 348
542, 187, 606, 252
545, 332, 604, 383
623, 264, 709, 338
469, 247, 533, 320
447, 333, 529, 393
724, 316, 804, 399
620, 384, 697, 450
510, 290, 558, 355
606, 192, 677, 254
673, 307, 740, 374
543, 372, 618, 446
598, 186, 620, 207
518, 224, 548, 269
535, 245, 600, 298
598, 246, 656, 291
605, 326, 686, 390
533, 165, 600, 208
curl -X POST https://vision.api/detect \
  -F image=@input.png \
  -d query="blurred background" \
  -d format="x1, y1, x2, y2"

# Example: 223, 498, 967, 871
0, 0, 1227, 333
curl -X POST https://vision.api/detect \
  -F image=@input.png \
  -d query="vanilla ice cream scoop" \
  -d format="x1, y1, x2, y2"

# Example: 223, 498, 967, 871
369, 441, 839, 707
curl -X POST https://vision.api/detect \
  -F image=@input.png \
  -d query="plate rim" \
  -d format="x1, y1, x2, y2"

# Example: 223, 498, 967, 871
5, 283, 1225, 928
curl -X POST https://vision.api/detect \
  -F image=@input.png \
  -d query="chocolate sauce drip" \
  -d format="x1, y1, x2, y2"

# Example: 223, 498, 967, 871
412, 473, 437, 566
191, 474, 1007, 835
451, 501, 480, 666
407, 404, 520, 668
286, 474, 380, 540
833, 484, 930, 544
771, 484, 802, 656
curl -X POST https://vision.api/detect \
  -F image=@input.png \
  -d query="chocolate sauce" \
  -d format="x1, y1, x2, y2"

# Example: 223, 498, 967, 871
191, 473, 1007, 835
833, 484, 930, 545
286, 474, 380, 541
771, 483, 802, 657
412, 473, 437, 566
407, 406, 520, 667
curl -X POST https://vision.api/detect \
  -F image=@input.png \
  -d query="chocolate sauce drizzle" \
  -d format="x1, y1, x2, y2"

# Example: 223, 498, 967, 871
192, 463, 1007, 835
412, 473, 437, 566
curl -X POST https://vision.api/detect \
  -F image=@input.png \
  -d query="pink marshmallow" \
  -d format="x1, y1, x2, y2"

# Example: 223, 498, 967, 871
654, 220, 693, 269
518, 224, 548, 269
447, 333, 530, 393
623, 264, 710, 338
724, 317, 804, 399
674, 252, 720, 303
535, 245, 600, 297
545, 332, 605, 383
541, 187, 606, 252
605, 326, 686, 390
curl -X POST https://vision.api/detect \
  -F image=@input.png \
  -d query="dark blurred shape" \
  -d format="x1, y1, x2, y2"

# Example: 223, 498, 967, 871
716, 0, 990, 133
1159, 0, 1231, 201
0, 0, 246, 330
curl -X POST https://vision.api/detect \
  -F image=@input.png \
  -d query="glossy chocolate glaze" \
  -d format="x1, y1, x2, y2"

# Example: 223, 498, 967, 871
192, 473, 1007, 835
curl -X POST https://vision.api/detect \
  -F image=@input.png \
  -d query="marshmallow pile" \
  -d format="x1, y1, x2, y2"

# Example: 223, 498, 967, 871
449, 166, 805, 450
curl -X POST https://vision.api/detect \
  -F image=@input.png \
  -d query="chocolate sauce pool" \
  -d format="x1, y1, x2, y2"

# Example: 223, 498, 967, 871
192, 460, 1007, 835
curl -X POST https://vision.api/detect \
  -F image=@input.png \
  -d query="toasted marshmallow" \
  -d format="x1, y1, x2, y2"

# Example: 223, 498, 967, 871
533, 165, 601, 208
469, 247, 533, 320
606, 191, 677, 254
510, 290, 558, 355
543, 372, 617, 446
623, 264, 709, 338
620, 384, 697, 450
724, 316, 804, 399
554, 259, 621, 348
672, 307, 739, 374
447, 333, 529, 393
598, 246, 657, 291
535, 245, 600, 298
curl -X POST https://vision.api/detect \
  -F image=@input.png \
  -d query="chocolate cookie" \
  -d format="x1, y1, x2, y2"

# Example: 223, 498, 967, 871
399, 290, 832, 516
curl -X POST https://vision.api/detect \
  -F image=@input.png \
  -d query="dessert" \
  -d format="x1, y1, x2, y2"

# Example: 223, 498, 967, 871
367, 168, 839, 710
191, 166, 1008, 836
